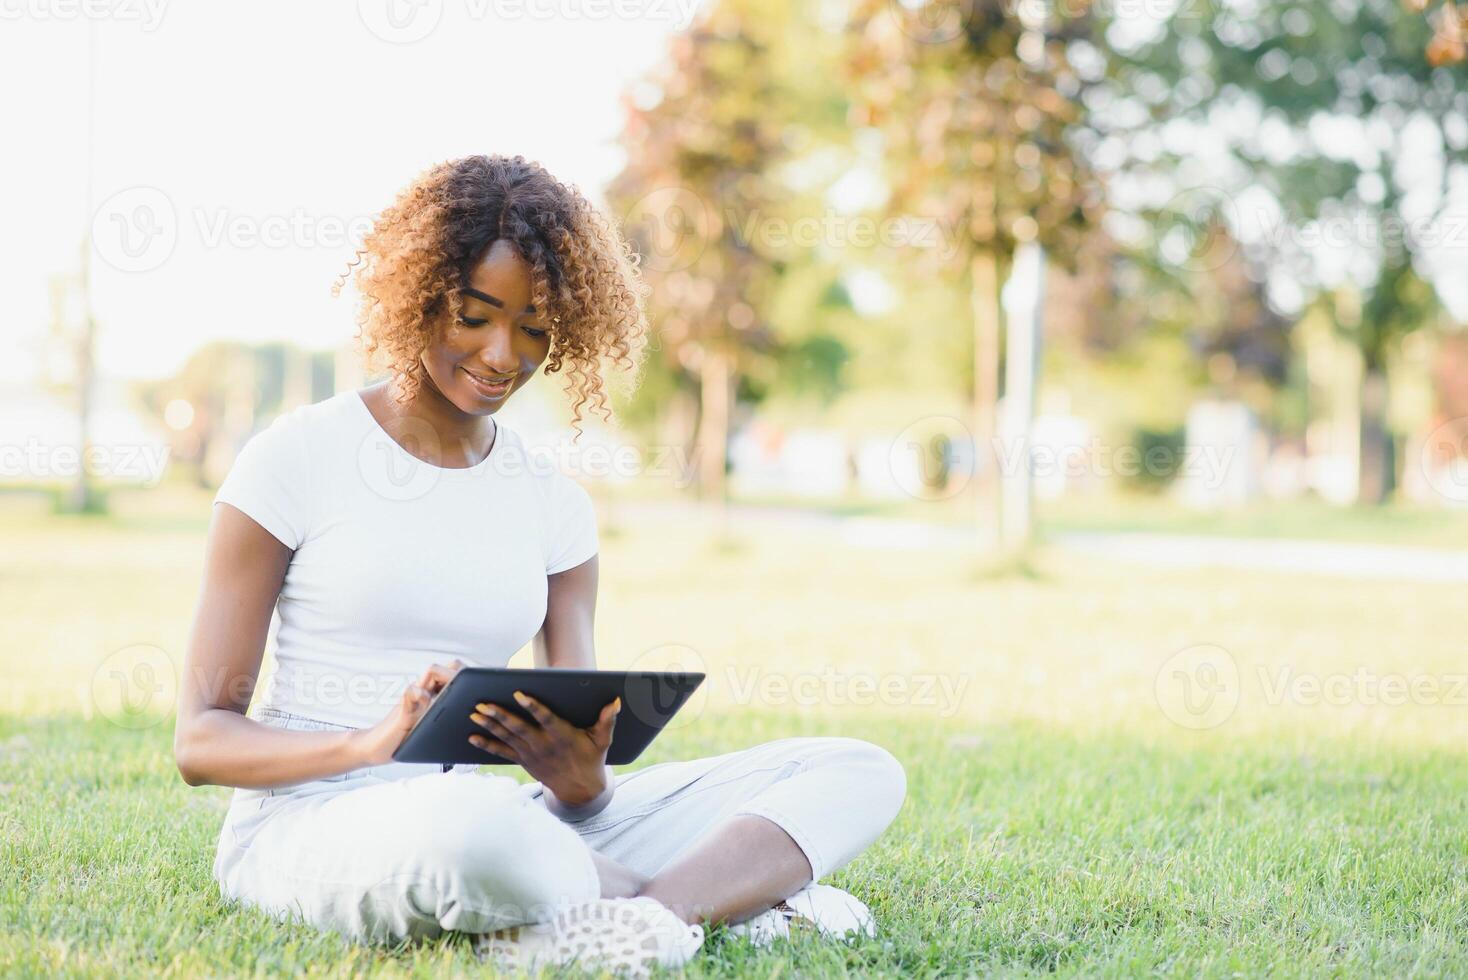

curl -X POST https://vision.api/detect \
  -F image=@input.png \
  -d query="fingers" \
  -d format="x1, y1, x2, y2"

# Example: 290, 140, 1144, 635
403, 683, 429, 715
420, 660, 465, 694
471, 705, 532, 751
593, 696, 621, 747
468, 732, 519, 761
511, 692, 568, 732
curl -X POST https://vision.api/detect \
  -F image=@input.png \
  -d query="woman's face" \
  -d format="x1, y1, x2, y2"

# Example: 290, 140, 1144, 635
420, 239, 552, 415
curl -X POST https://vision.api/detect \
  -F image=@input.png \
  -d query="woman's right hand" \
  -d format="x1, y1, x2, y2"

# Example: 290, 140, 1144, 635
352, 661, 464, 767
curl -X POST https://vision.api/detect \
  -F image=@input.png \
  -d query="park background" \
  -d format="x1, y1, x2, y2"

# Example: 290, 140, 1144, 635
4, 0, 1468, 975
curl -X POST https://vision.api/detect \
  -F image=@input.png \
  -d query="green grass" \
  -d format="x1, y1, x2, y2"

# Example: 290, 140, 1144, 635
4, 487, 1468, 976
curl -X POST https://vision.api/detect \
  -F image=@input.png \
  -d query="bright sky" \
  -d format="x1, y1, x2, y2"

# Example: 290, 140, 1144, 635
0, 0, 702, 383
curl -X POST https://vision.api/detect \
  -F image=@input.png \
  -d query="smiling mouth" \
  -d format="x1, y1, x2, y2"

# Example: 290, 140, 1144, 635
462, 368, 515, 397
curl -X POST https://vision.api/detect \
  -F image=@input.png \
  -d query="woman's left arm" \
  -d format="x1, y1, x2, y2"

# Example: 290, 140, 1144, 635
469, 555, 619, 820
534, 555, 599, 670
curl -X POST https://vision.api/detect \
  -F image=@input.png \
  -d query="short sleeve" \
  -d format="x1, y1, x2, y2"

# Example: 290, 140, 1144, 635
213, 414, 313, 550
545, 474, 599, 575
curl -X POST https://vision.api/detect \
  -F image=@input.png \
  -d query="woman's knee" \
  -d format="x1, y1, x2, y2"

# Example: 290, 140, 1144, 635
839, 739, 904, 821
808, 737, 908, 827
404, 777, 598, 928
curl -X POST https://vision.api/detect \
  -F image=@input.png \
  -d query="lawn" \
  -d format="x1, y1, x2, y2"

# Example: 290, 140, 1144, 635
3, 486, 1467, 977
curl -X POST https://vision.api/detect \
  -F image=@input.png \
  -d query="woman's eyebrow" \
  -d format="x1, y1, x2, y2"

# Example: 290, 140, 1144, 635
462, 286, 535, 313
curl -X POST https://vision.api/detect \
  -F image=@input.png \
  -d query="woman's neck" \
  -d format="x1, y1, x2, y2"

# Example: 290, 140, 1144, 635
370, 376, 496, 469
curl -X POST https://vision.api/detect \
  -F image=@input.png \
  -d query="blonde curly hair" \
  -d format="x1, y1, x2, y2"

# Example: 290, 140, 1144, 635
334, 154, 649, 431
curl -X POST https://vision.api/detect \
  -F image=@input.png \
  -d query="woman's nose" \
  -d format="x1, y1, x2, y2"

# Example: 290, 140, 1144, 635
475, 324, 519, 374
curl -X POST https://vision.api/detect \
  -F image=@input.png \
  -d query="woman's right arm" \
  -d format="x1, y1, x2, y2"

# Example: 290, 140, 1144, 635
173, 503, 457, 789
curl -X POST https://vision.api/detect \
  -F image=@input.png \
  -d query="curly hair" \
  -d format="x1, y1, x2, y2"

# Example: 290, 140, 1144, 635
333, 154, 649, 432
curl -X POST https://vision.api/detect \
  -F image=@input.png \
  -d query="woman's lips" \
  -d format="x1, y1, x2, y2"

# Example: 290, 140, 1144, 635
462, 368, 514, 399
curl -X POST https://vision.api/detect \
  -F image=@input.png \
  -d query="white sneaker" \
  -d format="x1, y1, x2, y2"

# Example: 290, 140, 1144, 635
726, 883, 876, 947
475, 896, 705, 977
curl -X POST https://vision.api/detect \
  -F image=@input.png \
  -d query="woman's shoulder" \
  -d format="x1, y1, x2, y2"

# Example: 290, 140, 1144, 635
252, 390, 368, 443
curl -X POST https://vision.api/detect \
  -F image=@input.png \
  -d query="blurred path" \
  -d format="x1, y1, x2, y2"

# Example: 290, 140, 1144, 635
606, 499, 1468, 583
1055, 531, 1468, 583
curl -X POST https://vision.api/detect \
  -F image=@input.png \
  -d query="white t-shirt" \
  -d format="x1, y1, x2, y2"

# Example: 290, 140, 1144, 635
213, 389, 599, 730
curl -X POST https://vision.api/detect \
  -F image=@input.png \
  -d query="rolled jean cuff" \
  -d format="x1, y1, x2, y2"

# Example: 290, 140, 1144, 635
734, 801, 828, 881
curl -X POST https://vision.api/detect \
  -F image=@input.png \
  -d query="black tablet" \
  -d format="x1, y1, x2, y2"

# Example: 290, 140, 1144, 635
392, 667, 705, 766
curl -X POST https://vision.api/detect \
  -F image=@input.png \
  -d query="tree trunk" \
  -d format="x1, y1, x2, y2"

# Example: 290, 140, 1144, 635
970, 248, 1001, 548
697, 345, 731, 507
1000, 243, 1046, 554
1358, 364, 1394, 504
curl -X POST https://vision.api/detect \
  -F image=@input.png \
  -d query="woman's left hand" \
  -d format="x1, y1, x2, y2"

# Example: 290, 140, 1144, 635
469, 692, 620, 807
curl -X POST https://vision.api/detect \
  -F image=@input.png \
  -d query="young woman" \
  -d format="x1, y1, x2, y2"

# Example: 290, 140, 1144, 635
174, 154, 906, 975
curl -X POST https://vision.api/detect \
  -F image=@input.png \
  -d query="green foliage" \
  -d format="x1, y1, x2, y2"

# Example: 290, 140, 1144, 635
1099, 0, 1467, 355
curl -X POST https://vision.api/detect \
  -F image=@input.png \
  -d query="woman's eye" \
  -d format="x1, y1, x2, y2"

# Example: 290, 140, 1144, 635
459, 316, 488, 327
522, 326, 548, 339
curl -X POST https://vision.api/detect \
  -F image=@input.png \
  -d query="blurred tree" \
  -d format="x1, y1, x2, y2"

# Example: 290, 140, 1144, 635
139, 342, 331, 487
607, 1, 790, 506
44, 263, 103, 513
843, 0, 1105, 547
1102, 0, 1468, 501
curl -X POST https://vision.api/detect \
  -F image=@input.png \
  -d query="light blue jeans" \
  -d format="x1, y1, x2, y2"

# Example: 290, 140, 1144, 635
213, 709, 907, 943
